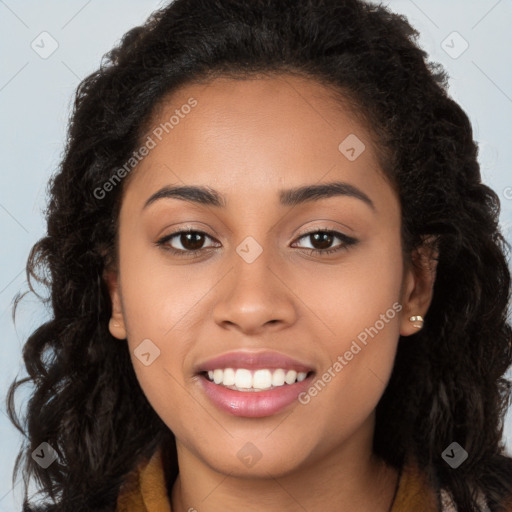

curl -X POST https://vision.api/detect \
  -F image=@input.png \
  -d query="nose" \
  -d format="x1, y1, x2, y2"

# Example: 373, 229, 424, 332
212, 246, 297, 335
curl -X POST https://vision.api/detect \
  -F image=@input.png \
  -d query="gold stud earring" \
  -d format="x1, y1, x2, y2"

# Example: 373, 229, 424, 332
409, 315, 424, 329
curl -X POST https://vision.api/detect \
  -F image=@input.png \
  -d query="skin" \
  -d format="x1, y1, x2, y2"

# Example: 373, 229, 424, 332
106, 74, 437, 512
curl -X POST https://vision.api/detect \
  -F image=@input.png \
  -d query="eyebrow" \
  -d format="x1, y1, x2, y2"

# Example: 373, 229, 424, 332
143, 181, 375, 211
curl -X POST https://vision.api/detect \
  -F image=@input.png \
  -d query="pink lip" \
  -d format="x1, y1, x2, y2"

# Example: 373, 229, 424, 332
195, 350, 315, 373
198, 372, 315, 417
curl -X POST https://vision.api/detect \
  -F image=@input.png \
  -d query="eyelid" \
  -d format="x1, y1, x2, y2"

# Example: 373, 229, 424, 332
294, 222, 354, 238
291, 228, 358, 251
157, 226, 220, 248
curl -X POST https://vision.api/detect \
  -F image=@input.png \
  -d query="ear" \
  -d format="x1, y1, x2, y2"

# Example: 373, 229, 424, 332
399, 236, 438, 337
104, 270, 127, 340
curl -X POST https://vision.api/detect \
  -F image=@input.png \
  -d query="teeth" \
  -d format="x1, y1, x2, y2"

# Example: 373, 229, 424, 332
253, 369, 272, 390
235, 368, 252, 389
222, 367, 236, 386
285, 370, 298, 385
296, 371, 307, 382
204, 368, 309, 391
213, 369, 223, 384
272, 369, 285, 386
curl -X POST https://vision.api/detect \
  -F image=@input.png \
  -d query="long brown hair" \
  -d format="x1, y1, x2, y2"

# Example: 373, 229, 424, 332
7, 0, 512, 510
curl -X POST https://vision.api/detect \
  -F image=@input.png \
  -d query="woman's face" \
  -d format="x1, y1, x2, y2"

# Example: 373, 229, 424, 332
107, 74, 435, 477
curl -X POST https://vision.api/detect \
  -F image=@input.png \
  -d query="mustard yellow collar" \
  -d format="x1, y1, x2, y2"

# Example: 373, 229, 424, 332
116, 447, 442, 512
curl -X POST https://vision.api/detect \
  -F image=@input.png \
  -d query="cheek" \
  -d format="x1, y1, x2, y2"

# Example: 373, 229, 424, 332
298, 233, 404, 418
299, 230, 404, 344
118, 230, 209, 341
116, 237, 203, 413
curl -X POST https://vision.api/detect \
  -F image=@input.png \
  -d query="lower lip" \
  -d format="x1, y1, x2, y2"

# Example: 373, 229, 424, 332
198, 372, 315, 418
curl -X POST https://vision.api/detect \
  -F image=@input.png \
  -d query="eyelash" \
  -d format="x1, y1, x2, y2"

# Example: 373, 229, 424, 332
155, 227, 358, 258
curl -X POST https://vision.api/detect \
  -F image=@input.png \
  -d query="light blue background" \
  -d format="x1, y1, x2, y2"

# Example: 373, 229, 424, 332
1, 1, 511, 510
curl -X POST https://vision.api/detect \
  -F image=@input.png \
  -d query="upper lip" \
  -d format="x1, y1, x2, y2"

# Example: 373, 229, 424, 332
195, 350, 315, 374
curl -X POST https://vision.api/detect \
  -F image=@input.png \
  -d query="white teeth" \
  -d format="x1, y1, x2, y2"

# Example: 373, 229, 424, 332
296, 371, 307, 382
235, 369, 252, 389
213, 369, 223, 384
252, 369, 272, 390
222, 367, 236, 386
272, 369, 285, 386
204, 368, 310, 391
285, 370, 298, 384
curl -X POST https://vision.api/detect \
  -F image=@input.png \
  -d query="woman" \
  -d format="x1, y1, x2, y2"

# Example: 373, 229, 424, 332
7, 0, 512, 510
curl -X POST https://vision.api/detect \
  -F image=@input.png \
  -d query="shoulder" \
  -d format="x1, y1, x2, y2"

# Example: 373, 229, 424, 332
391, 457, 510, 512
391, 459, 438, 511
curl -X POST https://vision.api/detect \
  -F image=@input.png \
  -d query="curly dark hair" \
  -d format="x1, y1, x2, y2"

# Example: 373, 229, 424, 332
6, 0, 512, 510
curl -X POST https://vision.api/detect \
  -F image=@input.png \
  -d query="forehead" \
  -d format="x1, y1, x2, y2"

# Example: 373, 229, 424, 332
122, 74, 397, 215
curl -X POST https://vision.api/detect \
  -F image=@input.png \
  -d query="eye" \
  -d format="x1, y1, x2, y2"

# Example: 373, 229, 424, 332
155, 227, 358, 258
292, 229, 358, 256
155, 229, 219, 258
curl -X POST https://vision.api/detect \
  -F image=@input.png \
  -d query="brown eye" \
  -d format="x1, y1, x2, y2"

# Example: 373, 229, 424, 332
177, 232, 206, 251
308, 232, 335, 250
292, 229, 358, 256
156, 229, 219, 257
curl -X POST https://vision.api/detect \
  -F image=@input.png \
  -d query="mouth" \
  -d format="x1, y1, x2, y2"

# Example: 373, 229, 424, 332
196, 367, 316, 418
194, 350, 316, 417
199, 368, 315, 392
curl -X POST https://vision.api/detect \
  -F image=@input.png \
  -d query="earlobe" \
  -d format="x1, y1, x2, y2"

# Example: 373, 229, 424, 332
109, 317, 127, 340
104, 270, 127, 340
399, 237, 438, 337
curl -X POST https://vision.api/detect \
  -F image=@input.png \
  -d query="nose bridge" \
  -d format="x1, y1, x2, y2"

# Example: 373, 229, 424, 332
212, 233, 297, 332
230, 232, 281, 303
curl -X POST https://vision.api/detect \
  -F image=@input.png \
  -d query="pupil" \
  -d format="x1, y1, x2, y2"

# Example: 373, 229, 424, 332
182, 232, 204, 250
312, 232, 333, 250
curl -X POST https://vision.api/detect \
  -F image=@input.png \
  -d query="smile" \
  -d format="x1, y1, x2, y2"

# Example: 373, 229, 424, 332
204, 368, 311, 391
198, 369, 316, 417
